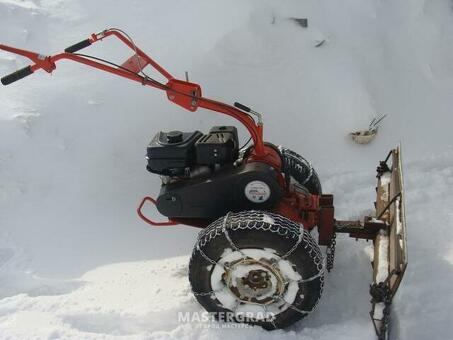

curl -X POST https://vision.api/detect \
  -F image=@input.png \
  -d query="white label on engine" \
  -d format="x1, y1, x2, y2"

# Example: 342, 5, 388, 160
245, 181, 270, 203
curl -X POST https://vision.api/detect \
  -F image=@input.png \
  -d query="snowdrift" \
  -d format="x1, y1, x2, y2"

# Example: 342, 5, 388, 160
1, 0, 453, 339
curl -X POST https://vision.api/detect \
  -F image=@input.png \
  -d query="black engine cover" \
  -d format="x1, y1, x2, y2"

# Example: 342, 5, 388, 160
146, 130, 203, 176
195, 126, 239, 165
156, 162, 282, 219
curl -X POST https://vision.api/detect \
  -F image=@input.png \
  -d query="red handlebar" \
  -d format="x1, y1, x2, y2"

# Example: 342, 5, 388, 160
0, 28, 266, 155
1, 65, 33, 85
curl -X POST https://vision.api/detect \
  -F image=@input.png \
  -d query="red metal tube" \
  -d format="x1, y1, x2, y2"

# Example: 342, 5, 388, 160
137, 197, 178, 226
1, 29, 267, 158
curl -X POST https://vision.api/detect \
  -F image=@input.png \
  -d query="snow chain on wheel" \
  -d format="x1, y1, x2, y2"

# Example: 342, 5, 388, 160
189, 211, 325, 329
277, 146, 336, 270
278, 146, 322, 195
239, 144, 321, 195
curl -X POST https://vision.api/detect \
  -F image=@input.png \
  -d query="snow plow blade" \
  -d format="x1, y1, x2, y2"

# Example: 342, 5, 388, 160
373, 145, 407, 298
369, 145, 407, 339
335, 146, 407, 339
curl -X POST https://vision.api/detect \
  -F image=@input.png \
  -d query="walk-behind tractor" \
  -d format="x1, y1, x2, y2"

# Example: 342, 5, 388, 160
1, 29, 407, 339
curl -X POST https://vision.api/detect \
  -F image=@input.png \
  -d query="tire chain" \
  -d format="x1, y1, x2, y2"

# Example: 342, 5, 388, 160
379, 293, 392, 340
370, 281, 392, 340
192, 211, 326, 317
278, 146, 314, 186
326, 233, 336, 272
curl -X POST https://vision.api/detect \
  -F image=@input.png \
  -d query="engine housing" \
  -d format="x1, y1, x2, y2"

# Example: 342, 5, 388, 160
146, 126, 239, 177
156, 162, 282, 219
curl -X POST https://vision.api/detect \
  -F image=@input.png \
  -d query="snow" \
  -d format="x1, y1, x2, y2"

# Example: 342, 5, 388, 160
380, 172, 392, 187
1, 0, 453, 339
375, 231, 389, 284
262, 214, 275, 225
396, 197, 403, 235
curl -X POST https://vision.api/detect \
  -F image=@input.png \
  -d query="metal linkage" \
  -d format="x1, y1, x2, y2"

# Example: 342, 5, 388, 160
281, 231, 304, 260
296, 258, 327, 284
275, 295, 313, 315
222, 212, 247, 259
369, 270, 397, 340
370, 282, 392, 340
326, 233, 336, 272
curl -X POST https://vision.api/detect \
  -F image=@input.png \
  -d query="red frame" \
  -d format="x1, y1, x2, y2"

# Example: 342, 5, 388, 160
137, 197, 178, 226
0, 29, 334, 243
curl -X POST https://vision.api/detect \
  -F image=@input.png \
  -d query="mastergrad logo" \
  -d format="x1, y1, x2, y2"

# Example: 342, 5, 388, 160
177, 311, 276, 328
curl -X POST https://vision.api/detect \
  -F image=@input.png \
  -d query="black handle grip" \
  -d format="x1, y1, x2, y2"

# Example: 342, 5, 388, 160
1, 66, 33, 85
234, 102, 251, 113
65, 39, 91, 53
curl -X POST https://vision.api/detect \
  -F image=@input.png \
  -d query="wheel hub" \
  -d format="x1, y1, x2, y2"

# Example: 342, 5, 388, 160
223, 258, 285, 305
209, 248, 306, 319
244, 269, 270, 289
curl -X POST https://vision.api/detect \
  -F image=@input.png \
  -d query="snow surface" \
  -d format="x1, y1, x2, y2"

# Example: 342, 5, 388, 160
1, 0, 453, 339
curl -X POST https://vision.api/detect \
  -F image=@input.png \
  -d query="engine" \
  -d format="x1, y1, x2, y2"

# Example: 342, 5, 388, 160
146, 126, 239, 177
146, 126, 282, 220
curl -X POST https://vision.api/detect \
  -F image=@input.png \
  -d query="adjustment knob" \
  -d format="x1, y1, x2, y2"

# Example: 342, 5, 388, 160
166, 130, 183, 143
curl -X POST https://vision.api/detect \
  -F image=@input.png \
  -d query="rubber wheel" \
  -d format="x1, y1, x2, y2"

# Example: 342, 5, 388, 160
278, 147, 322, 195
189, 211, 324, 329
241, 144, 322, 195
